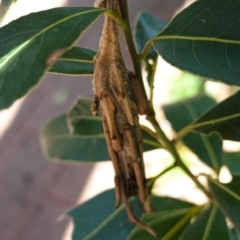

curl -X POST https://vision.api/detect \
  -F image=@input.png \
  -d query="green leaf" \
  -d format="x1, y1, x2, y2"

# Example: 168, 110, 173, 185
41, 96, 161, 163
128, 196, 195, 240
0, 7, 105, 110
49, 46, 96, 75
208, 176, 240, 232
189, 91, 240, 141
153, 0, 240, 86
67, 189, 142, 240
150, 195, 193, 211
71, 117, 161, 153
135, 11, 166, 60
179, 203, 229, 240
223, 152, 240, 176
41, 114, 109, 162
134, 11, 166, 85
163, 94, 222, 172
68, 96, 162, 152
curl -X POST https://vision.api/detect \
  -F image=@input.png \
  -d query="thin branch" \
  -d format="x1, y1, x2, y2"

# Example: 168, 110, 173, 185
140, 125, 159, 141
139, 38, 154, 61
149, 117, 212, 199
105, 9, 126, 28
118, 0, 150, 112
149, 57, 158, 111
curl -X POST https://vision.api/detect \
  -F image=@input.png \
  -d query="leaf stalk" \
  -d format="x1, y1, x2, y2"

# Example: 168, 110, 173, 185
118, 0, 149, 106
139, 38, 154, 61
105, 9, 127, 28
149, 116, 211, 198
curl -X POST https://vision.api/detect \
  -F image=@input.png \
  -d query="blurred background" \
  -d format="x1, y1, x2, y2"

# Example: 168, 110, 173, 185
1, 0, 232, 239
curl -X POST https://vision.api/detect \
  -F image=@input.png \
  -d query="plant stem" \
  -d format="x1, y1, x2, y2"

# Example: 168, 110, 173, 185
140, 125, 159, 141
118, 0, 211, 199
149, 57, 158, 111
105, 10, 126, 28
149, 117, 211, 198
118, 0, 149, 111
139, 38, 154, 61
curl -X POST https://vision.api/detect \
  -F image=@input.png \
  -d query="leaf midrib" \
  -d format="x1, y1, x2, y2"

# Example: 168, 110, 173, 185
153, 35, 240, 45
202, 203, 218, 240
57, 58, 93, 63
146, 208, 191, 226
30, 8, 103, 42
184, 102, 220, 172
177, 113, 240, 141
1, 8, 104, 66
127, 208, 193, 239
81, 203, 126, 240
193, 113, 240, 131
208, 177, 240, 201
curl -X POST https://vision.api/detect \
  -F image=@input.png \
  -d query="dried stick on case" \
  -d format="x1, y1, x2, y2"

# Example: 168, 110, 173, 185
92, 0, 157, 237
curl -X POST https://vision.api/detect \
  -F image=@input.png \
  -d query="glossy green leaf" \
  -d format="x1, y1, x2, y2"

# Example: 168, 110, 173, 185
208, 176, 240, 232
49, 46, 96, 75
135, 11, 166, 60
70, 116, 161, 152
41, 115, 161, 162
163, 94, 222, 172
67, 189, 142, 240
0, 7, 105, 110
179, 203, 229, 240
41, 96, 161, 163
134, 11, 166, 85
128, 196, 195, 240
41, 114, 109, 162
153, 0, 240, 86
189, 91, 240, 141
150, 195, 193, 212
68, 96, 162, 152
223, 152, 240, 176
